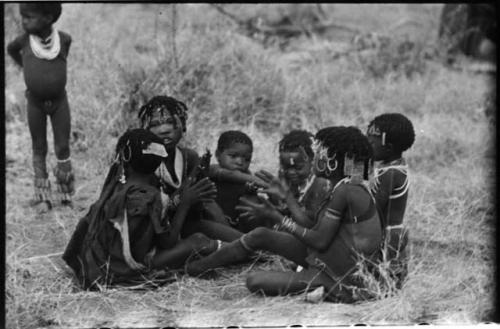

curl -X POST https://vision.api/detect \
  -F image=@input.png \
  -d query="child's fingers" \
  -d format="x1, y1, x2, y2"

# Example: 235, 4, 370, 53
238, 197, 260, 208
235, 205, 252, 213
255, 170, 274, 183
198, 190, 217, 199
192, 177, 212, 188
257, 196, 276, 209
238, 212, 255, 221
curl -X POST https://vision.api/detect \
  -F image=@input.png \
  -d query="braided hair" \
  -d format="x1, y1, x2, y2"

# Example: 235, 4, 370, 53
315, 126, 373, 179
216, 130, 253, 153
279, 130, 314, 159
138, 96, 189, 132
368, 113, 415, 153
21, 2, 62, 23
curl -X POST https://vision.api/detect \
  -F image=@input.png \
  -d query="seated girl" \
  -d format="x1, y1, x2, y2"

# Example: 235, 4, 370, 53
187, 126, 383, 303
366, 113, 415, 288
63, 129, 219, 290
138, 96, 243, 242
255, 129, 332, 228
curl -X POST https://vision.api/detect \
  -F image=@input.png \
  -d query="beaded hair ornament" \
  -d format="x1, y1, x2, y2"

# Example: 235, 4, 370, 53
311, 139, 338, 173
139, 97, 188, 133
140, 105, 183, 131
367, 124, 386, 146
312, 138, 368, 182
285, 146, 310, 166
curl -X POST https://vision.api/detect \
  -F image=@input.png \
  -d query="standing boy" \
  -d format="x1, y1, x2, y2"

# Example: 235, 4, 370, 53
7, 3, 74, 212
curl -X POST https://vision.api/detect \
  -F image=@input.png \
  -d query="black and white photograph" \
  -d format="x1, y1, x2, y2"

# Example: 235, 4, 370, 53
3, 3, 497, 328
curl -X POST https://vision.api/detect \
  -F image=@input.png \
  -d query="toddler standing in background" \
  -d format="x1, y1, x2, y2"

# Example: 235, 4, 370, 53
7, 2, 74, 212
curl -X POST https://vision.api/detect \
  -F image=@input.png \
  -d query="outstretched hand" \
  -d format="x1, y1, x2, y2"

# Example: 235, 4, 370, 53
255, 169, 290, 201
179, 177, 217, 206
235, 195, 281, 223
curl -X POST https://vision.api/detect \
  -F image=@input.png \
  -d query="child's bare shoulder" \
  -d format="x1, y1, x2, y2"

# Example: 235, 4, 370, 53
312, 176, 331, 192
58, 30, 72, 43
378, 166, 407, 186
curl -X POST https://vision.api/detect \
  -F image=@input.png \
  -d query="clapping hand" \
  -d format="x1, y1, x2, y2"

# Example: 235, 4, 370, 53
179, 177, 217, 206
235, 195, 282, 223
255, 170, 290, 202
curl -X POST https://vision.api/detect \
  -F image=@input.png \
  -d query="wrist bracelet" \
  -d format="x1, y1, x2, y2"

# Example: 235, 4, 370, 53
281, 215, 297, 234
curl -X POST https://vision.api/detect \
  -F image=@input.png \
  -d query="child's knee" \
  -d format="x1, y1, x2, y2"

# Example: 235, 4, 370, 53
245, 227, 272, 249
188, 232, 212, 249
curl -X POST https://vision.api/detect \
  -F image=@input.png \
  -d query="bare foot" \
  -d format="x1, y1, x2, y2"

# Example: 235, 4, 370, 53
31, 200, 52, 213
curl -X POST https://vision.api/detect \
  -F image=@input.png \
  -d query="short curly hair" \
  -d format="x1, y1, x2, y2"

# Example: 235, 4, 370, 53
315, 126, 373, 178
279, 130, 314, 159
138, 96, 188, 132
21, 2, 62, 23
216, 130, 253, 153
367, 113, 415, 153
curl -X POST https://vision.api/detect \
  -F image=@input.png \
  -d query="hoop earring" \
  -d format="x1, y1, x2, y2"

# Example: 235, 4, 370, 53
326, 159, 338, 172
122, 144, 132, 162
315, 160, 326, 173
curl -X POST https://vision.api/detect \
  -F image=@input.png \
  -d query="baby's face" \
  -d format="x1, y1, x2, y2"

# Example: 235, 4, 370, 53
279, 151, 312, 186
216, 142, 252, 173
20, 5, 52, 36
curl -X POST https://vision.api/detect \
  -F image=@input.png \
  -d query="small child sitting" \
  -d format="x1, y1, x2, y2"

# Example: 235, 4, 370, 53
206, 130, 268, 232
7, 2, 75, 211
366, 113, 416, 288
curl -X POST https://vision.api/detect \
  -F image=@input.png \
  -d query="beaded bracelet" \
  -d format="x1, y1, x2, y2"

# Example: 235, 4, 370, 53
280, 216, 297, 234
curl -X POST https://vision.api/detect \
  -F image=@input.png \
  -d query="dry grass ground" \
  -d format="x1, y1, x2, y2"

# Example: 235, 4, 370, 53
4, 3, 496, 328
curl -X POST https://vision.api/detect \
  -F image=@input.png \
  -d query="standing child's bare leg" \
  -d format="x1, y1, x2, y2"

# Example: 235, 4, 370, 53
51, 94, 74, 205
27, 93, 52, 212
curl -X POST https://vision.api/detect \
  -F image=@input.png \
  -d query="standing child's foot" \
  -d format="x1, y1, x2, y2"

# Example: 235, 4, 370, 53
61, 199, 73, 207
30, 200, 52, 213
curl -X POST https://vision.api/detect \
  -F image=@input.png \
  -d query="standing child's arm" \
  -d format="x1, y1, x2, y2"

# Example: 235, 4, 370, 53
7, 35, 26, 67
59, 31, 72, 57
